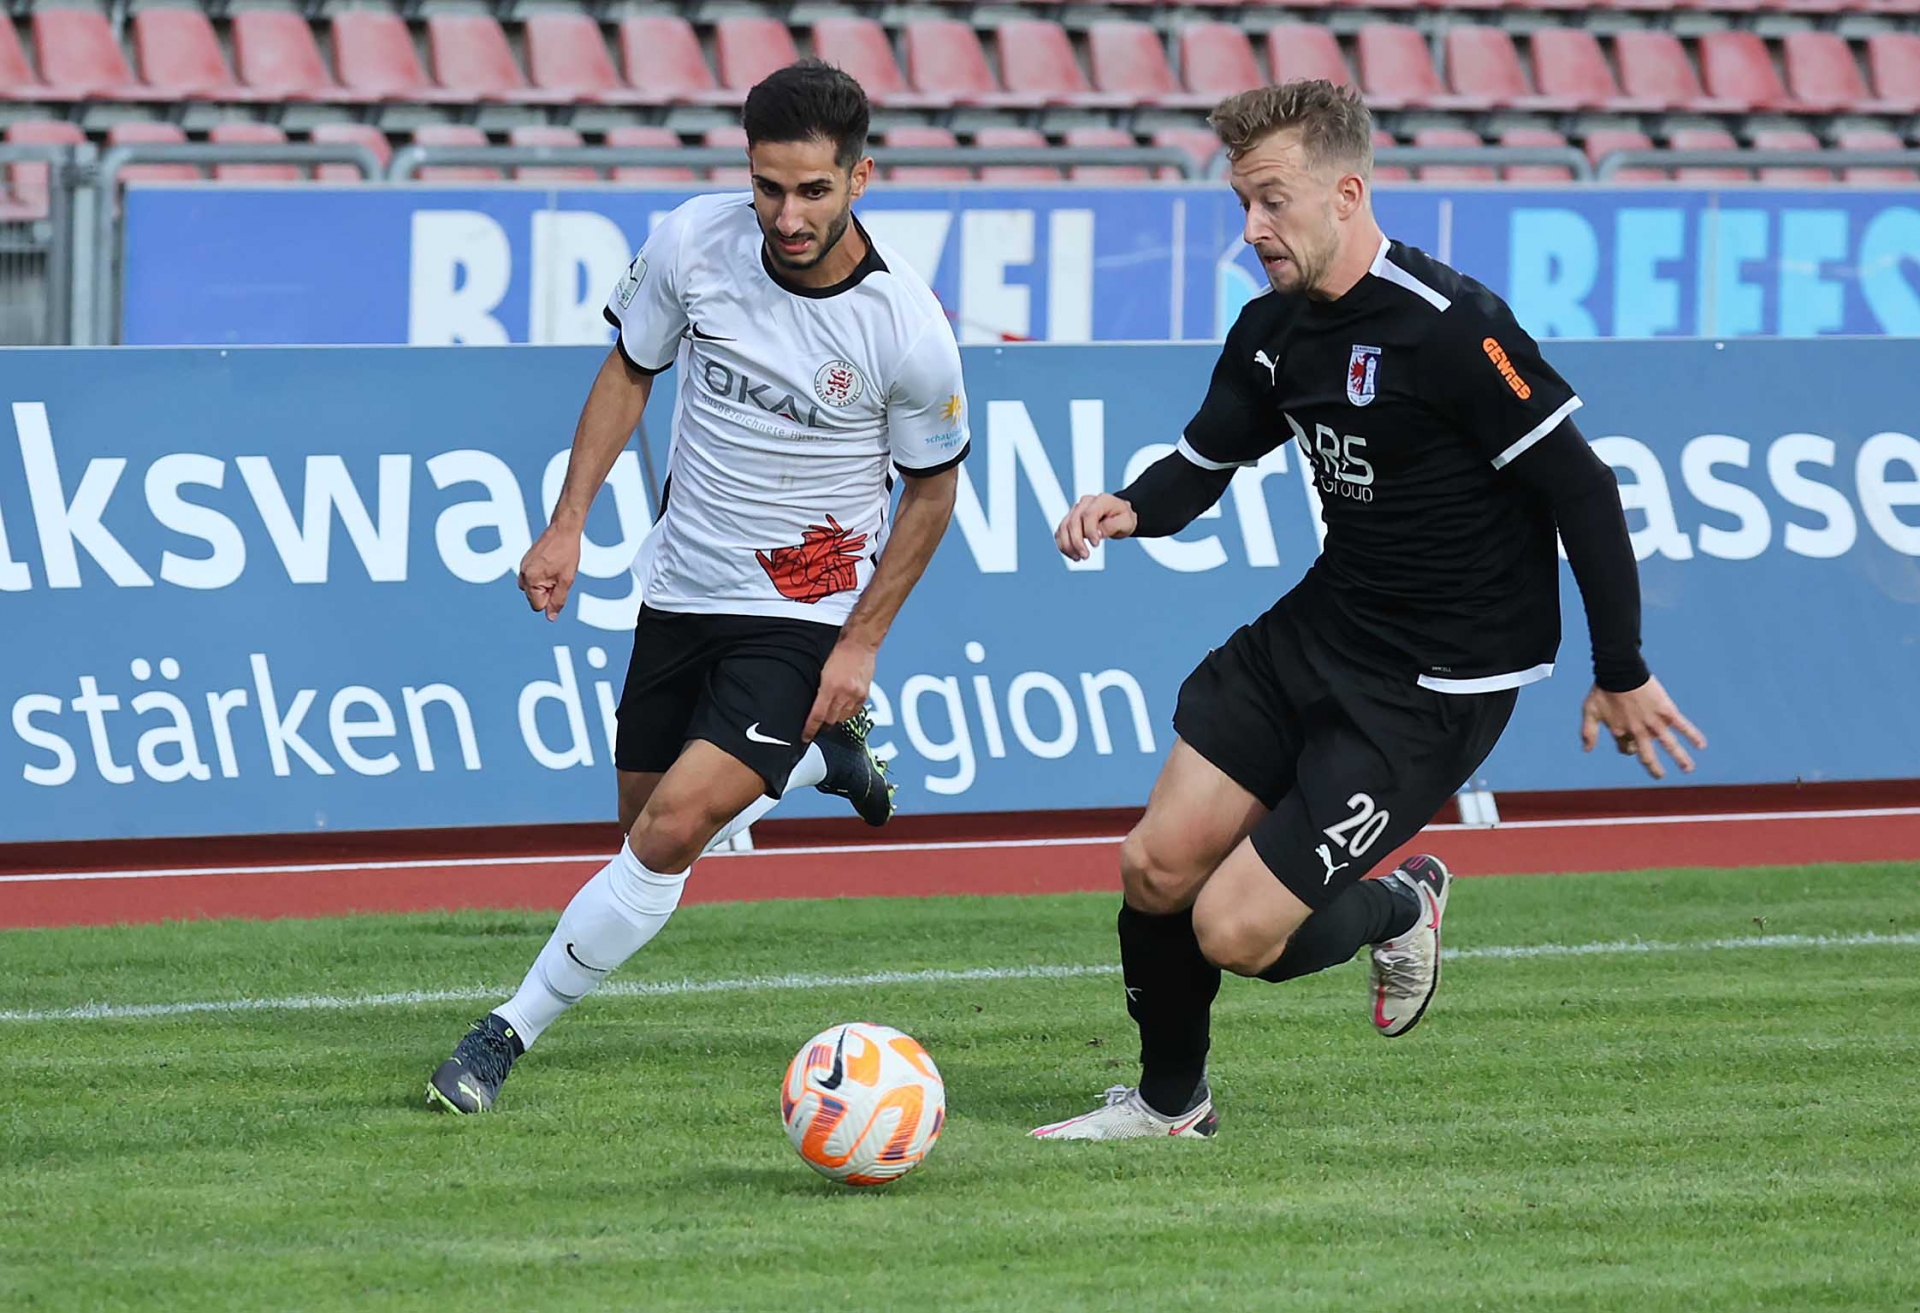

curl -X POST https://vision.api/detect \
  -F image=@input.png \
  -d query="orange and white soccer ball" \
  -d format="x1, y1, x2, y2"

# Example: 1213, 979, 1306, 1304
781, 1022, 946, 1187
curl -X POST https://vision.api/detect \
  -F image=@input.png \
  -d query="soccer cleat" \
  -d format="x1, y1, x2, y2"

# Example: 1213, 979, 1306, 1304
813, 707, 895, 827
1368, 854, 1452, 1038
427, 1013, 525, 1114
1029, 1084, 1218, 1141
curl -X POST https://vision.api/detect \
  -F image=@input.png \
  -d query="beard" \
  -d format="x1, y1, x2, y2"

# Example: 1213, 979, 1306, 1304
766, 206, 853, 271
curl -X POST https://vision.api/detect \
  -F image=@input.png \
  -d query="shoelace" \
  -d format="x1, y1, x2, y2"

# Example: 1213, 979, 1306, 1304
458, 1024, 516, 1087
839, 706, 875, 740
1101, 1085, 1133, 1108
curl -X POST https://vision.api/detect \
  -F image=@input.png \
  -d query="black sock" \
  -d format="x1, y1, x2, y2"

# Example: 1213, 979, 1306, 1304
1118, 903, 1220, 1117
1257, 879, 1418, 984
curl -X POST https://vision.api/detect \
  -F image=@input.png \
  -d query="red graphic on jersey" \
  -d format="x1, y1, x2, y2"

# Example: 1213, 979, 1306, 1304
755, 515, 868, 604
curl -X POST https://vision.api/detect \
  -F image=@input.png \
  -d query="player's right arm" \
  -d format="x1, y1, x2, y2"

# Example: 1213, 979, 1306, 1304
520, 207, 693, 620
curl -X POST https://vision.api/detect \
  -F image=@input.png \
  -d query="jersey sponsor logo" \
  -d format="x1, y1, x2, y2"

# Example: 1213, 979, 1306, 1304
614, 254, 645, 310
1481, 338, 1533, 401
1347, 345, 1381, 407
925, 427, 966, 451
700, 360, 826, 429
1254, 349, 1279, 389
813, 360, 866, 408
941, 393, 964, 423
1285, 412, 1376, 503
755, 514, 868, 604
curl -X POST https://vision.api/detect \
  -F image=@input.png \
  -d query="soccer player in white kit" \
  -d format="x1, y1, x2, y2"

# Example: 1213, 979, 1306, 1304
429, 62, 971, 1113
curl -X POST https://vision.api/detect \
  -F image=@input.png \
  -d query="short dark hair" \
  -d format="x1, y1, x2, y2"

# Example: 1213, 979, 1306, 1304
742, 60, 871, 172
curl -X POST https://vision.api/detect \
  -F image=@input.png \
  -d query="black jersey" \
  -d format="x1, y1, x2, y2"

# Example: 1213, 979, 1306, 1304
1180, 237, 1584, 693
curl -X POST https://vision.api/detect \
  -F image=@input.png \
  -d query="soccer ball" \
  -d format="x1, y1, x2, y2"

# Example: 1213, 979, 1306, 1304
781, 1022, 946, 1187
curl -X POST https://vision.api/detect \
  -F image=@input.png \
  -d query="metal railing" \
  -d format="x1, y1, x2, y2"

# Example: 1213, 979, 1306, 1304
1596, 148, 1920, 181
0, 145, 82, 346
1374, 145, 1596, 182
385, 143, 1202, 182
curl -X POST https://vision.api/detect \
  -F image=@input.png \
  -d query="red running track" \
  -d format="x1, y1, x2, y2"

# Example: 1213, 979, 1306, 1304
2, 809, 1917, 930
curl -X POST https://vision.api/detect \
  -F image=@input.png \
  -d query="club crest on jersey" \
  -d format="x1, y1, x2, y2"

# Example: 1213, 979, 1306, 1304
614, 255, 645, 310
813, 360, 865, 408
1346, 345, 1381, 407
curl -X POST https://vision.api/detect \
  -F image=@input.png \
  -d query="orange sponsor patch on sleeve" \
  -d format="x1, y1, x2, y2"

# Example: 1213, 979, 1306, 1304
1481, 337, 1533, 401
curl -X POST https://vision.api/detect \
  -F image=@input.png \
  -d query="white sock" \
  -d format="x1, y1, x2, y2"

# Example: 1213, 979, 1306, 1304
495, 842, 689, 1048
788, 741, 827, 790
701, 743, 826, 852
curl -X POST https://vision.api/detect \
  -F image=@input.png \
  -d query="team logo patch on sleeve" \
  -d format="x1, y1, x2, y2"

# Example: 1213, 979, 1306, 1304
813, 360, 866, 408
1346, 344, 1381, 407
614, 255, 645, 310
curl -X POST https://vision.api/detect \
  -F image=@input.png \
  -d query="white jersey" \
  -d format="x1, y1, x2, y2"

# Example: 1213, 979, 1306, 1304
604, 192, 970, 626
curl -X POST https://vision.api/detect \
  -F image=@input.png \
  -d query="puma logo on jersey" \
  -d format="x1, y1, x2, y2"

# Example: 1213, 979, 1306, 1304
1315, 843, 1351, 884
1254, 350, 1279, 388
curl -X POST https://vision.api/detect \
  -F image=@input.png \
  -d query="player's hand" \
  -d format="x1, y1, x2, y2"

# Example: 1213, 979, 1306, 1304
517, 525, 582, 621
805, 638, 876, 743
1055, 494, 1138, 562
1580, 675, 1707, 780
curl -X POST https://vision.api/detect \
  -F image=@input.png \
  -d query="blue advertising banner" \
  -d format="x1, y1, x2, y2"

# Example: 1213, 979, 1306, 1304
2, 339, 1918, 841
121, 185, 1920, 347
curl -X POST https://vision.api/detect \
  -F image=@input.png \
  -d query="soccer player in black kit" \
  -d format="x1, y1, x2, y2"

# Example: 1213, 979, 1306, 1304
1031, 81, 1707, 1141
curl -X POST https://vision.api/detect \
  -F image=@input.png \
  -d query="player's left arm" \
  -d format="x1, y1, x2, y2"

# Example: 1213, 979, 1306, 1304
803, 322, 970, 741
1429, 298, 1706, 779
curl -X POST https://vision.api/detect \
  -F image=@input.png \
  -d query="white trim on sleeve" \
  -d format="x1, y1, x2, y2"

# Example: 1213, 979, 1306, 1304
1490, 395, 1583, 471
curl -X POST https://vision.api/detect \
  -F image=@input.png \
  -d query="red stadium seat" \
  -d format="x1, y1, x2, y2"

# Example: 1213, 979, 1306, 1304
1088, 22, 1210, 108
1531, 29, 1664, 112
209, 122, 299, 182
4, 120, 84, 219
1752, 127, 1830, 185
1372, 128, 1409, 183
411, 124, 499, 182
704, 125, 751, 186
525, 13, 648, 106
133, 8, 255, 101
1267, 26, 1356, 97
1179, 24, 1262, 100
1698, 32, 1794, 111
332, 12, 467, 103
905, 19, 1038, 109
1063, 127, 1148, 181
1152, 128, 1222, 178
108, 121, 199, 184
1445, 27, 1579, 110
1583, 128, 1664, 183
1668, 126, 1748, 184
1613, 31, 1744, 113
0, 18, 45, 101
812, 18, 948, 109
1680, 0, 1762, 13
1412, 127, 1494, 183
715, 17, 799, 95
605, 125, 694, 183
997, 20, 1131, 109
620, 17, 733, 107
1499, 127, 1575, 182
233, 12, 366, 103
883, 126, 969, 183
1783, 32, 1893, 112
428, 15, 569, 105
1835, 128, 1916, 184
974, 126, 1059, 182
1359, 25, 1492, 111
1866, 34, 1920, 111
508, 125, 597, 182
33, 8, 142, 98
311, 123, 390, 183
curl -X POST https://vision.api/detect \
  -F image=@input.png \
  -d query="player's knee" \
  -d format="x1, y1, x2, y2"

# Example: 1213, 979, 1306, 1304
1193, 906, 1283, 978
1120, 831, 1205, 915
626, 805, 712, 874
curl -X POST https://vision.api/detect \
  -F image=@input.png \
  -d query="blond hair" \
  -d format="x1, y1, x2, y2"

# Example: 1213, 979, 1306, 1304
1209, 80, 1373, 176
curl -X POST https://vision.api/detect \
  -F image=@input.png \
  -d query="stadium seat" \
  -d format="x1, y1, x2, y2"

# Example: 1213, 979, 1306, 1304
107, 122, 199, 184
1267, 26, 1357, 98
1835, 128, 1916, 184
883, 126, 969, 183
4, 120, 84, 219
604, 125, 693, 183
1499, 127, 1575, 183
411, 124, 499, 182
1762, 0, 1847, 14
310, 122, 390, 183
1088, 22, 1211, 109
1613, 31, 1745, 113
1668, 126, 1748, 184
620, 17, 733, 107
905, 20, 1038, 109
1359, 25, 1492, 111
525, 13, 648, 106
507, 125, 596, 182
33, 8, 142, 99
428, 15, 569, 105
1583, 128, 1663, 183
1179, 25, 1263, 100
0, 18, 45, 102
332, 12, 467, 104
1063, 127, 1149, 181
1783, 32, 1893, 113
1531, 29, 1663, 113
1751, 127, 1830, 185
812, 18, 949, 109
999, 21, 1131, 109
208, 122, 299, 182
704, 125, 751, 186
133, 8, 256, 102
1412, 128, 1494, 183
1698, 32, 1794, 111
715, 17, 800, 95
1445, 28, 1579, 111
1153, 128, 1222, 178
973, 126, 1059, 182
1680, 0, 1762, 13
1866, 33, 1920, 111
233, 11, 366, 104
1372, 128, 1409, 183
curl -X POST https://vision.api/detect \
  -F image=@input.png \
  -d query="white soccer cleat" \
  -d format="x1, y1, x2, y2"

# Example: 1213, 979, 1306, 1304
1368, 854, 1452, 1038
1029, 1084, 1218, 1141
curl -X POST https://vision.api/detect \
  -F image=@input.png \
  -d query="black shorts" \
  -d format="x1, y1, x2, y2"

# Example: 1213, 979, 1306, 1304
1172, 600, 1516, 911
614, 605, 840, 798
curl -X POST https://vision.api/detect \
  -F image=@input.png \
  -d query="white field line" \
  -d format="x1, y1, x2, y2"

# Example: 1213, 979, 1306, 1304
3, 806, 1918, 887
2, 930, 1916, 1025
